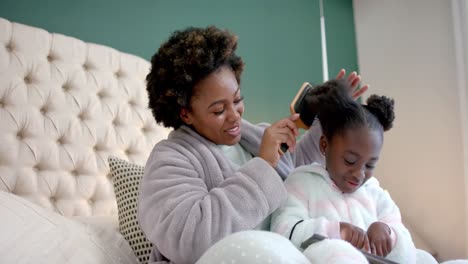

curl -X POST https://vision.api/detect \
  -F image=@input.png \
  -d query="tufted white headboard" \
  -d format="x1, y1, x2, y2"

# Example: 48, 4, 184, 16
0, 17, 170, 218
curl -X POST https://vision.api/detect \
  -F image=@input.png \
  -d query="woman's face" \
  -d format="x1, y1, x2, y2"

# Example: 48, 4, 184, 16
320, 127, 383, 193
180, 66, 244, 145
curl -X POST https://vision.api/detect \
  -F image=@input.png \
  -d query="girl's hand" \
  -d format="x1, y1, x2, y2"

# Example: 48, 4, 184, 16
340, 222, 370, 252
258, 114, 299, 167
335, 69, 369, 100
367, 222, 392, 257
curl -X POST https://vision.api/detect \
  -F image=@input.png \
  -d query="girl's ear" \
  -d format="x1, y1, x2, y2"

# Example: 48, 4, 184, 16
319, 135, 328, 156
179, 108, 192, 125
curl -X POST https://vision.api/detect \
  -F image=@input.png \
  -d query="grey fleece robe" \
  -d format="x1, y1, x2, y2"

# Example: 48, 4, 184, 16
138, 119, 323, 264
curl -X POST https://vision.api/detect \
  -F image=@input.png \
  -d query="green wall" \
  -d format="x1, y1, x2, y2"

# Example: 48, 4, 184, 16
324, 0, 359, 78
0, 0, 358, 124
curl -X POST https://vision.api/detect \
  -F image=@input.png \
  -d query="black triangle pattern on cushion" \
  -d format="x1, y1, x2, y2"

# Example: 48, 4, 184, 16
108, 155, 153, 264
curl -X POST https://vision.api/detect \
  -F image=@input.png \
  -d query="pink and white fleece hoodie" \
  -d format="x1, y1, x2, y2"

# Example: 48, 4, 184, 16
271, 163, 416, 264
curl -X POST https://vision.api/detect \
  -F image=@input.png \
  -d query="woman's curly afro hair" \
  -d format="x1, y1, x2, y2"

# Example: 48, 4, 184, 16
146, 26, 245, 129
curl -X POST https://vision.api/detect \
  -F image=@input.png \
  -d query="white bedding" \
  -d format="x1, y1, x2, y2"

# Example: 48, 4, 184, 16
0, 191, 138, 264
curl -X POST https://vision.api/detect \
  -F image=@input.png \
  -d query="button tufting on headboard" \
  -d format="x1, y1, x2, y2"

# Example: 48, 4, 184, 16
0, 17, 171, 218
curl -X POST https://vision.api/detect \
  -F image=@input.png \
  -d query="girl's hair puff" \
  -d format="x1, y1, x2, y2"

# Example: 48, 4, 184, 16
312, 79, 395, 140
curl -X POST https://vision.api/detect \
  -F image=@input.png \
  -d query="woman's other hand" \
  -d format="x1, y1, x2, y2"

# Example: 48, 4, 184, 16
258, 114, 300, 167
367, 222, 392, 257
340, 222, 371, 253
335, 69, 368, 100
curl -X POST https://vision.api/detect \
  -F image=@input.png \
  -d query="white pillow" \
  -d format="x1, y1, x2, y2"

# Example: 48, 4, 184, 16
108, 156, 153, 264
0, 191, 138, 264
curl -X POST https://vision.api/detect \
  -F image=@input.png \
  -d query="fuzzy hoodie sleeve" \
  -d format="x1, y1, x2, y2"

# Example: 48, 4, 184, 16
270, 169, 340, 249
367, 180, 416, 264
138, 141, 287, 264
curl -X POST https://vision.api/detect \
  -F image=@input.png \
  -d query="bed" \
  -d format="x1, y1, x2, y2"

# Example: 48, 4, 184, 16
0, 17, 439, 264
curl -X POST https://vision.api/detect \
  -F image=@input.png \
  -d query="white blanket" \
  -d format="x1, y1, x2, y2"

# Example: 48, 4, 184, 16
0, 191, 138, 264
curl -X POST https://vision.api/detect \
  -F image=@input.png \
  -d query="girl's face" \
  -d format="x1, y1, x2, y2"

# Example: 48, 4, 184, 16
180, 66, 244, 145
320, 127, 383, 193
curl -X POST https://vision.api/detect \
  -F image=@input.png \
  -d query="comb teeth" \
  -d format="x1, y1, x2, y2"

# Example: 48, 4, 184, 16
294, 84, 312, 113
297, 84, 318, 127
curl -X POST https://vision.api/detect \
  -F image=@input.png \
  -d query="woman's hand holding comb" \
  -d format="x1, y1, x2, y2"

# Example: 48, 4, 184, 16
259, 114, 300, 165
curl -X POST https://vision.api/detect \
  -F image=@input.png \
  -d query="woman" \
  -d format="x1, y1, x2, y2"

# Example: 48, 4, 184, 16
138, 25, 366, 264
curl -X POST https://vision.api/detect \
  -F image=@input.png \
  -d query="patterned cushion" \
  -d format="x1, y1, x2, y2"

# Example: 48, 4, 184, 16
108, 156, 152, 264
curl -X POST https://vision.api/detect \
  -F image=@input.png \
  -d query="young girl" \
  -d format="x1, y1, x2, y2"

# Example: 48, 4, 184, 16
271, 79, 420, 263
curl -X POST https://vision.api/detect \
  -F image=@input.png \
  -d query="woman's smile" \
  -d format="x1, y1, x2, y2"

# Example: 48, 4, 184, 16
225, 124, 241, 137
